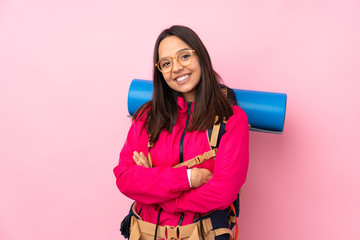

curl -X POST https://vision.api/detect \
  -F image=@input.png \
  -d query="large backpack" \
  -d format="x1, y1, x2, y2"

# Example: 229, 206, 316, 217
121, 85, 242, 240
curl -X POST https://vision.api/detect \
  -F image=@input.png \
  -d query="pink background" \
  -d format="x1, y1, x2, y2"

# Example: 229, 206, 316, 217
1, 0, 359, 239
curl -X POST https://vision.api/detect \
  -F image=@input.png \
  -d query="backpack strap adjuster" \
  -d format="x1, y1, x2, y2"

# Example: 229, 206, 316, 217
164, 225, 180, 240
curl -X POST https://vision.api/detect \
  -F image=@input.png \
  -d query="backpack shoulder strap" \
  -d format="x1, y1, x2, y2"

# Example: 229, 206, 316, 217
209, 122, 221, 148
206, 84, 236, 149
174, 117, 227, 169
207, 119, 227, 150
173, 149, 217, 168
147, 141, 153, 168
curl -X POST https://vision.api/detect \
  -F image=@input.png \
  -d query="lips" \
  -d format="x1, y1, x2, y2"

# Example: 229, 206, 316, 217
175, 74, 190, 82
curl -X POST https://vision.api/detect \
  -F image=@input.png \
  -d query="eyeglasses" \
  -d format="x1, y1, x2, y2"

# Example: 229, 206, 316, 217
155, 49, 196, 73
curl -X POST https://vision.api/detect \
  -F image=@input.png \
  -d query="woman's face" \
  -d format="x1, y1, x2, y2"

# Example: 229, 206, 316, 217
158, 36, 201, 102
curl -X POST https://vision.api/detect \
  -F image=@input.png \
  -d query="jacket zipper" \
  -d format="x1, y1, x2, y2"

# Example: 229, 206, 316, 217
179, 102, 192, 163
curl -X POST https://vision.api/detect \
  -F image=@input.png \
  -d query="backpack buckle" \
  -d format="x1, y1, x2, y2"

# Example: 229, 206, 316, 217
194, 151, 213, 165
165, 225, 180, 240
194, 156, 202, 164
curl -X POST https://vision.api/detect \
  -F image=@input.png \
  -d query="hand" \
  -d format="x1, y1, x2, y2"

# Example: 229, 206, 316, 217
133, 151, 151, 168
190, 168, 213, 188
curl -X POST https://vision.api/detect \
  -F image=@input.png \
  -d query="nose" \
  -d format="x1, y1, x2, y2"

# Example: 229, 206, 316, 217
172, 58, 183, 72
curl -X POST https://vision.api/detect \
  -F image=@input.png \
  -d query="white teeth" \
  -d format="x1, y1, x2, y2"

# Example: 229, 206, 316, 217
175, 74, 189, 82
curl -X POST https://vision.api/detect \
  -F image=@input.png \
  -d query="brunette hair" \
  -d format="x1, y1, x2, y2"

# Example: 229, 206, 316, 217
133, 25, 233, 144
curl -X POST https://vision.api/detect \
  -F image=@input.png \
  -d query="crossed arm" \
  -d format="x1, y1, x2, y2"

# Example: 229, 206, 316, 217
133, 151, 213, 189
115, 106, 248, 212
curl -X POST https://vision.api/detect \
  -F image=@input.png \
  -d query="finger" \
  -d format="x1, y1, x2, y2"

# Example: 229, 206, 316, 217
132, 155, 139, 165
137, 152, 147, 161
133, 151, 150, 167
133, 155, 143, 166
133, 151, 140, 158
139, 152, 150, 168
133, 151, 143, 165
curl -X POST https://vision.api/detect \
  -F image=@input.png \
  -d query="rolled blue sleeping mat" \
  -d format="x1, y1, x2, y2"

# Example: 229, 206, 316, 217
128, 79, 287, 133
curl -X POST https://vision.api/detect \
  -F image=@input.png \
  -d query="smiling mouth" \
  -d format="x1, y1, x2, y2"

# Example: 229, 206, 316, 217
175, 74, 190, 82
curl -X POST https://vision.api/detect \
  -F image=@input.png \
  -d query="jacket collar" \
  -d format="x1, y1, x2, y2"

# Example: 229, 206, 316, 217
177, 96, 194, 113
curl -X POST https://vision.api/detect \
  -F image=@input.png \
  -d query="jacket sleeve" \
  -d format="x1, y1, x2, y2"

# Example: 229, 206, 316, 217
159, 106, 249, 213
113, 117, 191, 205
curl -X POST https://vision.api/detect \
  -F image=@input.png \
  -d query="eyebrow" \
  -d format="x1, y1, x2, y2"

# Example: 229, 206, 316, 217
159, 48, 191, 60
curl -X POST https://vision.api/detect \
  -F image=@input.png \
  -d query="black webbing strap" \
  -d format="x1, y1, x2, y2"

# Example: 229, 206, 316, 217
178, 212, 184, 226
199, 213, 205, 240
154, 208, 162, 240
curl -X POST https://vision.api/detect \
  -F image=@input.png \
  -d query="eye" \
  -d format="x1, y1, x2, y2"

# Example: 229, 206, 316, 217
178, 50, 192, 62
181, 54, 191, 60
160, 59, 171, 69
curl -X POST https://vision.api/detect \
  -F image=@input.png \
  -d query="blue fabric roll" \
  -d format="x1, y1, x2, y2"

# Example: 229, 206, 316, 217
128, 79, 287, 133
127, 79, 153, 116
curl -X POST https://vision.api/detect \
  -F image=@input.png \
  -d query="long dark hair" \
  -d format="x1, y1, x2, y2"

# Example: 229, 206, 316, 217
133, 25, 233, 144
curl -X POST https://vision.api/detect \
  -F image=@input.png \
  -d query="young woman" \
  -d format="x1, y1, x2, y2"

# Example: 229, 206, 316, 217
113, 25, 249, 240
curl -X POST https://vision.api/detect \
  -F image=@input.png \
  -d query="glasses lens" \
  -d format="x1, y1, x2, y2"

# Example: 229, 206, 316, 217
158, 58, 172, 73
177, 50, 193, 66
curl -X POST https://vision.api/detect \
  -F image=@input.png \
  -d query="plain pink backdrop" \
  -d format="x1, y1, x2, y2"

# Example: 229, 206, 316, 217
1, 0, 359, 240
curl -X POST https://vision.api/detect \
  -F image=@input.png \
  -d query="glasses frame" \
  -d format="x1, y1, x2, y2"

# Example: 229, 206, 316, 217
155, 49, 196, 73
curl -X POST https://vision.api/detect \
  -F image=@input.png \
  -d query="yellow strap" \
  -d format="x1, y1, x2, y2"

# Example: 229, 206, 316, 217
173, 149, 217, 168
187, 224, 201, 240
130, 215, 231, 240
148, 140, 153, 167
210, 123, 221, 148
129, 216, 141, 240
212, 228, 234, 240
147, 152, 153, 168
133, 217, 201, 240
229, 216, 236, 224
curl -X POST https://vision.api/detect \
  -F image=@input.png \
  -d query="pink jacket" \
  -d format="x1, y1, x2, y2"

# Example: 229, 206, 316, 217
113, 96, 249, 227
